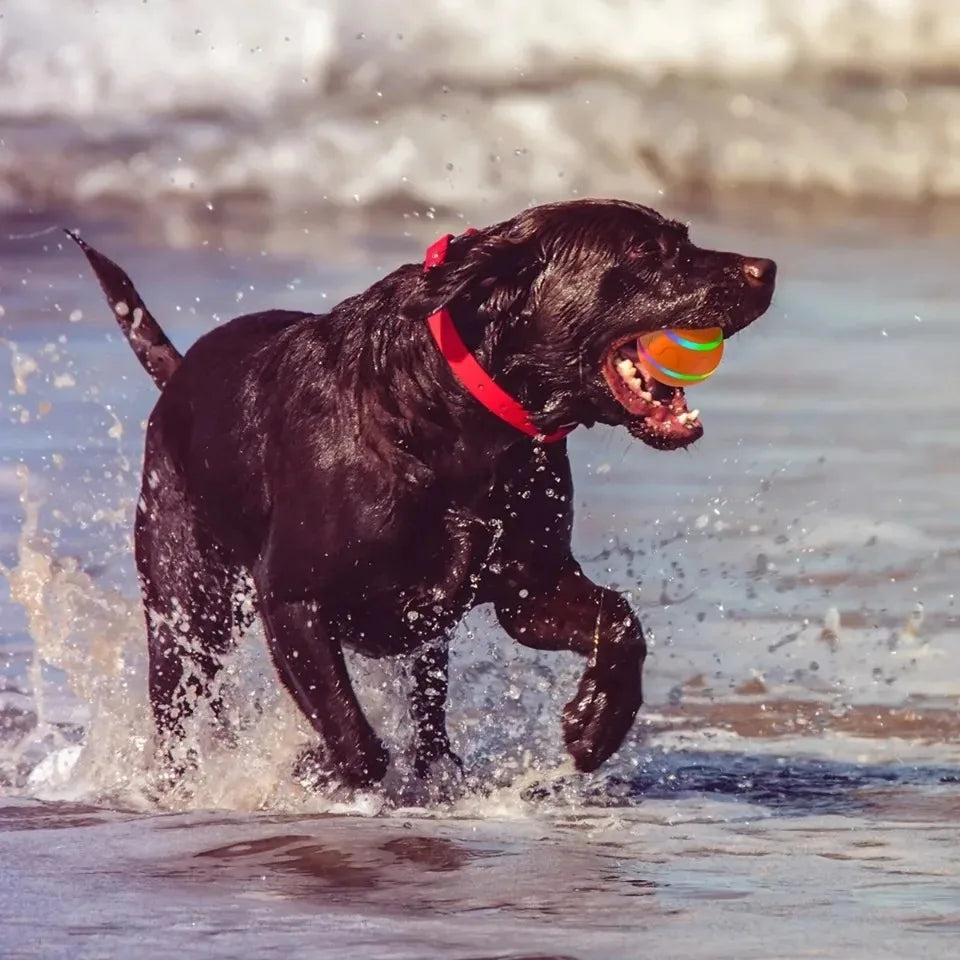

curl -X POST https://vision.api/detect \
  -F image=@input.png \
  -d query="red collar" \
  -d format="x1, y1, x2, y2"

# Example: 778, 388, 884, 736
424, 231, 573, 443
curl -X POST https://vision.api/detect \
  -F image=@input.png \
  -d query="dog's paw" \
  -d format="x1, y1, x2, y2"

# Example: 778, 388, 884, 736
413, 738, 464, 781
414, 737, 464, 798
354, 738, 391, 786
293, 745, 336, 792
405, 740, 464, 803
294, 737, 390, 791
562, 663, 642, 772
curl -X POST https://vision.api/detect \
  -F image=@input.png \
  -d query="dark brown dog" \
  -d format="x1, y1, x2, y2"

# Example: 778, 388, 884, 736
71, 199, 775, 787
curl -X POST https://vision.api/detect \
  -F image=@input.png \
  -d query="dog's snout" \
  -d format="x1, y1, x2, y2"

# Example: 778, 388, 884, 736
742, 257, 776, 287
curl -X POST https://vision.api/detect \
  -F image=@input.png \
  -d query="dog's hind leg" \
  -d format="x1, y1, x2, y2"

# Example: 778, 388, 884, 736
135, 450, 236, 763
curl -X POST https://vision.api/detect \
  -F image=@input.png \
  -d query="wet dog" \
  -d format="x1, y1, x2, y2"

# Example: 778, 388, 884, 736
71, 199, 775, 787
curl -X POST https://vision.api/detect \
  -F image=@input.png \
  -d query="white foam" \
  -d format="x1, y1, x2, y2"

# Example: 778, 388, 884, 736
3, 0, 960, 216
0, 1, 337, 118
4, 1, 960, 119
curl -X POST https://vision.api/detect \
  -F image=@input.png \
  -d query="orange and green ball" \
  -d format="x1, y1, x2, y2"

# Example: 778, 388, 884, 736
637, 327, 724, 388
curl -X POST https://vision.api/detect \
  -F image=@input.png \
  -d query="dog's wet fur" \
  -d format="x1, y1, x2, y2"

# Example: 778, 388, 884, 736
71, 199, 775, 788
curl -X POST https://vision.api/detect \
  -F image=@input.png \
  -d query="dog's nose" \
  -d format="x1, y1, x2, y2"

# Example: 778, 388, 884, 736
742, 257, 776, 287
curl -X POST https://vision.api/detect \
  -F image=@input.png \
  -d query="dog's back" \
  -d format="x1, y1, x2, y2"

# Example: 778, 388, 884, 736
149, 309, 318, 557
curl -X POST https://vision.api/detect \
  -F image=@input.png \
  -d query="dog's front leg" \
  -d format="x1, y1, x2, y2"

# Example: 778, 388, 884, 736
410, 641, 462, 779
257, 594, 389, 788
405, 508, 493, 620
404, 510, 488, 781
494, 567, 646, 772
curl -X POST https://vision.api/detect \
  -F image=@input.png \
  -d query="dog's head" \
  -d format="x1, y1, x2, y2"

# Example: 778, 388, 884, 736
403, 199, 776, 450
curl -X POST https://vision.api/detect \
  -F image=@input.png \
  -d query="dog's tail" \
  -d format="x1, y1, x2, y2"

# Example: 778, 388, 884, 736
66, 231, 182, 389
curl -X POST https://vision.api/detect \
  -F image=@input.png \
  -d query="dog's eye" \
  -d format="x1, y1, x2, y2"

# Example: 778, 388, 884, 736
627, 237, 678, 261
626, 239, 662, 260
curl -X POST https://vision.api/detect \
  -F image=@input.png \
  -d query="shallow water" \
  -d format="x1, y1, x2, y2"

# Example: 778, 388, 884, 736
1, 207, 959, 957
4, 789, 960, 960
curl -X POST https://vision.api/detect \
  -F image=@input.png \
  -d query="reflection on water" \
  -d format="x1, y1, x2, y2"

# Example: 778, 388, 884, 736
4, 789, 959, 958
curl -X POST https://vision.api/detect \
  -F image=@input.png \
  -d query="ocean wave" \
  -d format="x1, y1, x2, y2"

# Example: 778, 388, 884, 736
3, 0, 960, 223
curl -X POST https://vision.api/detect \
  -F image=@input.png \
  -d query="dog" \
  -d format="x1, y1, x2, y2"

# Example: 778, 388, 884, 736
71, 199, 775, 788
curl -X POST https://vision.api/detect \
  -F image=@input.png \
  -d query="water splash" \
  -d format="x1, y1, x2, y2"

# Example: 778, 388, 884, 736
0, 464, 578, 814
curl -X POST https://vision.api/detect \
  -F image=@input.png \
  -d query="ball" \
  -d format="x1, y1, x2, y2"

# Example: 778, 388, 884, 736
637, 327, 724, 388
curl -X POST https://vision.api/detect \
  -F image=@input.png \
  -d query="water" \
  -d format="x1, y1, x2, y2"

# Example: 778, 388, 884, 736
3, 791, 960, 960
1, 204, 958, 956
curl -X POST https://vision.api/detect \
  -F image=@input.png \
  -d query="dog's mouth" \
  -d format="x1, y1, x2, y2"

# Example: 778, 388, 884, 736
601, 335, 703, 450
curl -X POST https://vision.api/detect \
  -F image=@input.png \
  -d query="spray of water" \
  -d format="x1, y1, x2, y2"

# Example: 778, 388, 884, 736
0, 459, 586, 816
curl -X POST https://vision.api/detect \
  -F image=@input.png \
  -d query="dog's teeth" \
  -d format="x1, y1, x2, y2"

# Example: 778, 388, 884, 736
616, 358, 636, 377
677, 412, 689, 424
689, 409, 700, 421
638, 390, 653, 401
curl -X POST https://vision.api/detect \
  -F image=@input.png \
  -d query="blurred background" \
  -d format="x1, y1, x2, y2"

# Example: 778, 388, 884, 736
3, 0, 960, 250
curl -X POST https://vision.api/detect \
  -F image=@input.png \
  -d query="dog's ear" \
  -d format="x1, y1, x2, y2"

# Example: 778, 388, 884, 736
401, 219, 544, 322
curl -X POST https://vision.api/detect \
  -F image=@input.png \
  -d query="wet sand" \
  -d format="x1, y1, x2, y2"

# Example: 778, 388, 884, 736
3, 789, 960, 960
